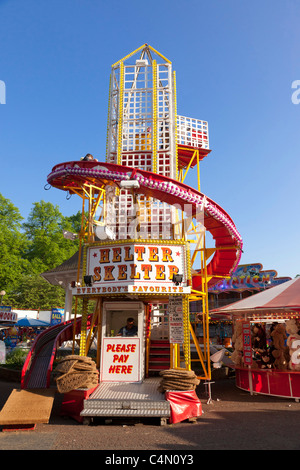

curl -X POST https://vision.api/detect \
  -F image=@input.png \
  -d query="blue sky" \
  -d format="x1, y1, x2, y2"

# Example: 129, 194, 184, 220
0, 0, 299, 278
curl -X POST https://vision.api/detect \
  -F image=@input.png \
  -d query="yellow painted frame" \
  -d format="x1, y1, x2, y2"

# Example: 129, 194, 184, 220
152, 59, 158, 173
112, 44, 172, 68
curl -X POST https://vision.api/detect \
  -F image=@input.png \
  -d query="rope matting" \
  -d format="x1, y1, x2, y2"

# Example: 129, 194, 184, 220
54, 355, 99, 394
0, 389, 55, 425
158, 368, 200, 393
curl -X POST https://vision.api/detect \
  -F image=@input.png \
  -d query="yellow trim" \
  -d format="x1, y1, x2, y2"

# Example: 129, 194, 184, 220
85, 298, 101, 356
190, 228, 205, 267
169, 344, 173, 369
189, 322, 209, 379
79, 298, 89, 356
85, 238, 188, 247
147, 44, 172, 64
152, 60, 158, 173
73, 292, 186, 299
198, 245, 241, 252
188, 295, 205, 302
182, 295, 191, 370
117, 61, 124, 166
145, 304, 151, 376
106, 73, 112, 161
173, 70, 179, 180
191, 288, 207, 296
67, 183, 105, 202
175, 343, 180, 368
112, 44, 147, 67
177, 146, 201, 192
82, 245, 87, 286
185, 241, 192, 282
112, 44, 172, 68
180, 149, 197, 184
80, 239, 190, 295
96, 299, 102, 368
170, 343, 180, 369
202, 234, 211, 378
196, 150, 201, 192
72, 297, 78, 354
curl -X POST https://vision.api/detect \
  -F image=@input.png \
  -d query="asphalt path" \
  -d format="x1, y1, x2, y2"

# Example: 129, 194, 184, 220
0, 376, 299, 453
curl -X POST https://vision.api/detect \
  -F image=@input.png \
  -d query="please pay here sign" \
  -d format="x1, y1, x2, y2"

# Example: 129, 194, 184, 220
100, 337, 141, 382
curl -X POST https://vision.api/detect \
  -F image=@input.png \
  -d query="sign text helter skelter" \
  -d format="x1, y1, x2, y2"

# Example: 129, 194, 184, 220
74, 242, 191, 295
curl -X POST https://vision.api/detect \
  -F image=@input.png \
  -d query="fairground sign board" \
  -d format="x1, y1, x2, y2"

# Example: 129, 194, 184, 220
73, 241, 191, 296
242, 321, 253, 366
0, 306, 17, 323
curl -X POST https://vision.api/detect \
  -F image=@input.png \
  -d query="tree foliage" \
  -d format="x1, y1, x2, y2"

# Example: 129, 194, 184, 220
23, 201, 80, 270
0, 194, 81, 310
11, 274, 66, 310
0, 194, 31, 293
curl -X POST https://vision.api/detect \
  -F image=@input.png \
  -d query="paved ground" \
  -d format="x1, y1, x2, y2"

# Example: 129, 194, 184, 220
0, 376, 299, 452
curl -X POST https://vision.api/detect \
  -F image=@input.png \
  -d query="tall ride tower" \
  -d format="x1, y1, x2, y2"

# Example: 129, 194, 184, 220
104, 44, 209, 241
46, 44, 242, 387
106, 44, 177, 241
106, 44, 177, 179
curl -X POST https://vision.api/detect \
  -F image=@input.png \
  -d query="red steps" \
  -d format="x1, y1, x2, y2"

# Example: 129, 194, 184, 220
148, 340, 170, 373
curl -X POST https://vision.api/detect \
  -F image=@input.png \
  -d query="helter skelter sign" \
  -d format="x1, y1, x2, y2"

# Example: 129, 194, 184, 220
74, 241, 191, 295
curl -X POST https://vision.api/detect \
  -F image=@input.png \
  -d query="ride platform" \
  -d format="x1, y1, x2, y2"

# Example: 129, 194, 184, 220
79, 377, 170, 425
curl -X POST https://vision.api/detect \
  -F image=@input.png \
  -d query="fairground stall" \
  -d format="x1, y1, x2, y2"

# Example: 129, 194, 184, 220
0, 306, 18, 363
212, 277, 300, 401
17, 45, 243, 425
189, 263, 291, 348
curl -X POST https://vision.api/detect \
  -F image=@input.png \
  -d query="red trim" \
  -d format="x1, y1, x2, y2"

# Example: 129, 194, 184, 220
235, 366, 300, 400
21, 315, 97, 389
60, 387, 98, 423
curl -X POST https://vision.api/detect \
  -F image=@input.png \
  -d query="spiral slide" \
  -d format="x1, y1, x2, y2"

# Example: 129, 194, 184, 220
47, 160, 243, 289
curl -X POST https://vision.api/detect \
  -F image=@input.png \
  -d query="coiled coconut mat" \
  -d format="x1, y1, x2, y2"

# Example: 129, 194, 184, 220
53, 355, 99, 394
158, 369, 200, 392
0, 388, 56, 428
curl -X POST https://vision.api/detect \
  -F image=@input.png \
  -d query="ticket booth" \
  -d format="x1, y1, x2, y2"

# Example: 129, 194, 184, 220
73, 240, 192, 380
100, 301, 145, 383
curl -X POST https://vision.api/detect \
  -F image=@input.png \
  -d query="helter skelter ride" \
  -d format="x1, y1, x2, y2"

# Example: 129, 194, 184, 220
46, 44, 242, 419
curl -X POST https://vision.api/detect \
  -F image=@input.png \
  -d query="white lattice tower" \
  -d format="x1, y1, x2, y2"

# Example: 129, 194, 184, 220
105, 44, 177, 240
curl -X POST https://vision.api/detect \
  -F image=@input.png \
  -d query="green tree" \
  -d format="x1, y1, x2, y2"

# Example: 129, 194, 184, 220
64, 211, 82, 234
0, 194, 30, 297
0, 195, 81, 309
10, 274, 66, 310
23, 201, 79, 271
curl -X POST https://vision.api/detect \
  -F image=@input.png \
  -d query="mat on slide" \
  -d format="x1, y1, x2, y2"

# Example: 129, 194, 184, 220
0, 389, 56, 426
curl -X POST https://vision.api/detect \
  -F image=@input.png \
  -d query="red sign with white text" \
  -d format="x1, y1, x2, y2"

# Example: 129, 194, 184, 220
242, 321, 252, 366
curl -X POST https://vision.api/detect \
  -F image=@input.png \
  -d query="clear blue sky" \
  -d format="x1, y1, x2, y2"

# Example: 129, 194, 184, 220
0, 0, 299, 278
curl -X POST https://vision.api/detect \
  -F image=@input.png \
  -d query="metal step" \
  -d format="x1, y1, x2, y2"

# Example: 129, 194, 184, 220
149, 349, 170, 355
148, 364, 170, 371
148, 341, 170, 372
80, 378, 170, 419
150, 340, 170, 347
149, 356, 170, 362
